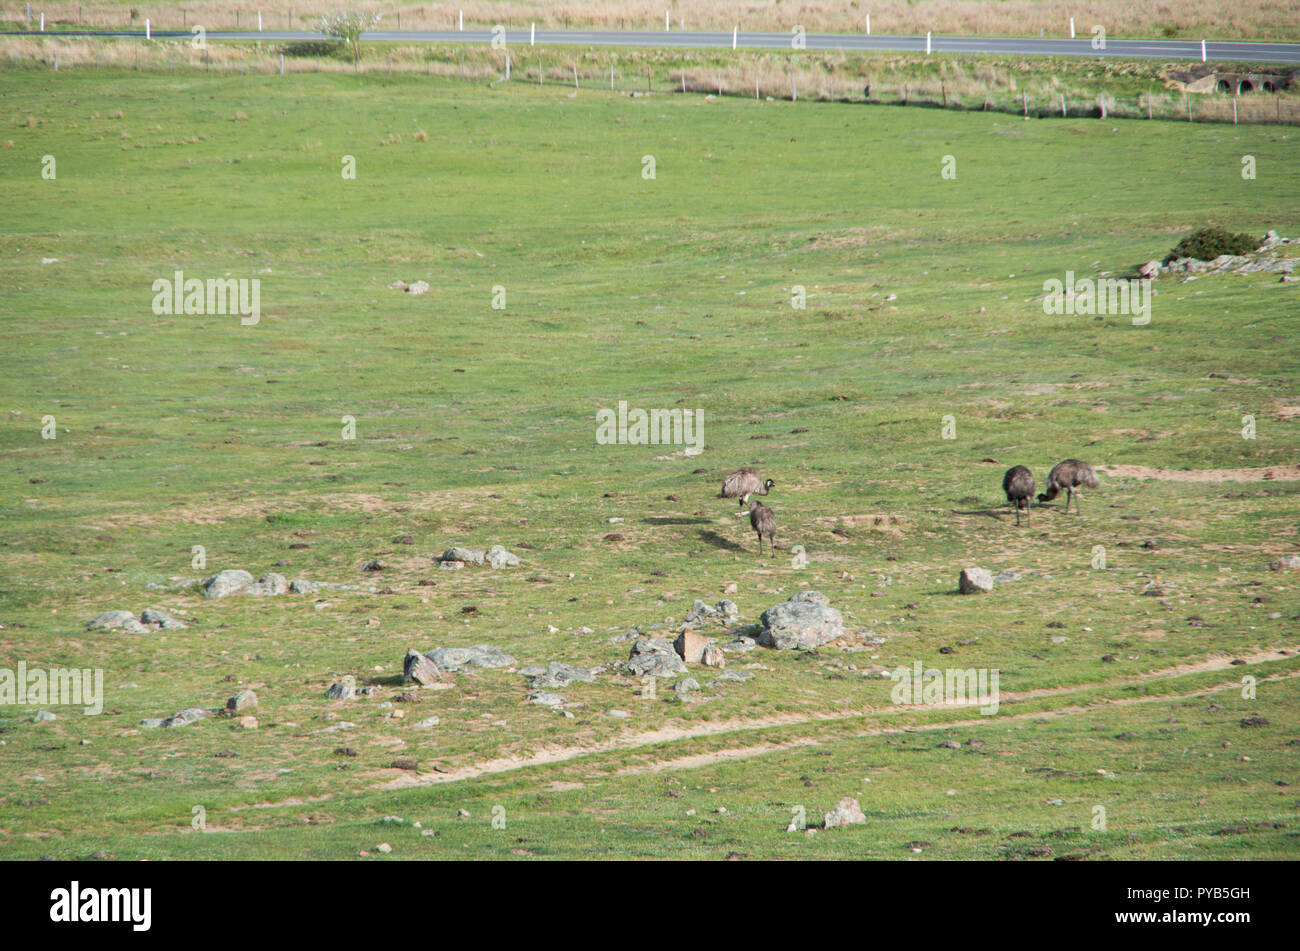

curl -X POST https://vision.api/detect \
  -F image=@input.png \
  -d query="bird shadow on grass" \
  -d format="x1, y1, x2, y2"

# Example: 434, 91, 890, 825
643, 516, 712, 525
697, 529, 744, 551
950, 507, 1011, 520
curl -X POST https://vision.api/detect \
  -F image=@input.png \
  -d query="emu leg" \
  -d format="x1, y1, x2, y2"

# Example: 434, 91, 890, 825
1026, 496, 1031, 528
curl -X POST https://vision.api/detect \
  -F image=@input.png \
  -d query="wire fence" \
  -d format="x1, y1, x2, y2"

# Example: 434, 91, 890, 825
7, 35, 1299, 128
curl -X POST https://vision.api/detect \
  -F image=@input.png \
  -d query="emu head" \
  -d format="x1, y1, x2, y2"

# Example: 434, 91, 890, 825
764, 479, 775, 491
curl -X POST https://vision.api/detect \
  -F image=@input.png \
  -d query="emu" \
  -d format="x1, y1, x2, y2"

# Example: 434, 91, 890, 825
1038, 459, 1099, 514
720, 467, 774, 512
1003, 465, 1035, 527
749, 500, 776, 555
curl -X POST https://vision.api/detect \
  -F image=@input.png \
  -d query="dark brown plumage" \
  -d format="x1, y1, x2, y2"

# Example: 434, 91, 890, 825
749, 500, 776, 555
1003, 465, 1035, 527
720, 467, 774, 510
1038, 459, 1099, 514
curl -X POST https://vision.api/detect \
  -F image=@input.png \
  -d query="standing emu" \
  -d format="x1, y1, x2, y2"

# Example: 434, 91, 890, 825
1003, 465, 1035, 527
720, 468, 774, 512
1038, 459, 1099, 515
749, 500, 776, 555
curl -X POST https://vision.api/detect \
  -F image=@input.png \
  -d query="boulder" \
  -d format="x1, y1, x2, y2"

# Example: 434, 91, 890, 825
425, 645, 516, 672
959, 568, 995, 594
326, 677, 357, 700
403, 649, 442, 685
757, 591, 844, 651
203, 569, 255, 598
701, 644, 726, 669
485, 545, 520, 569
1270, 555, 1300, 571
441, 547, 485, 565
141, 707, 208, 729
674, 629, 707, 664
527, 690, 566, 708
627, 638, 687, 678
88, 610, 147, 633
405, 280, 430, 295
527, 662, 595, 689
226, 689, 258, 713
244, 572, 289, 596
823, 797, 866, 829
140, 608, 187, 629
289, 579, 321, 594
1138, 260, 1160, 279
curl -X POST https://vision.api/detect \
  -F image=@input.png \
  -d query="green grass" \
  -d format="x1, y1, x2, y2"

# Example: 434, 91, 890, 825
0, 68, 1297, 860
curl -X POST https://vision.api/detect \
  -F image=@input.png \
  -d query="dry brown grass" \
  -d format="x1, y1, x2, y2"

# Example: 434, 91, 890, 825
5, 0, 1299, 40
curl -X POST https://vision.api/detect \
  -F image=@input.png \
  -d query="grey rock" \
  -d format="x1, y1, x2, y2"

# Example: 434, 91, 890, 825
993, 570, 1022, 584
289, 579, 322, 594
627, 637, 687, 677
142, 707, 208, 729
823, 797, 866, 829
701, 644, 726, 669
1270, 555, 1300, 571
403, 649, 442, 685
607, 709, 631, 718
140, 608, 187, 629
441, 547, 485, 565
326, 677, 357, 700
33, 709, 57, 722
757, 591, 844, 651
959, 568, 995, 594
439, 560, 465, 571
528, 662, 595, 689
425, 645, 517, 672
88, 610, 140, 630
485, 545, 520, 569
684, 598, 741, 626
722, 636, 757, 653
415, 716, 440, 728
528, 690, 566, 708
519, 665, 547, 677
405, 280, 430, 295
715, 670, 755, 682
203, 569, 255, 599
675, 678, 700, 693
226, 689, 257, 713
244, 572, 288, 596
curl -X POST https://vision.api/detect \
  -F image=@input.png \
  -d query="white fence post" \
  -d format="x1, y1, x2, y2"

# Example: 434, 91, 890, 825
926, 32, 931, 54
145, 17, 150, 38
1201, 39, 1207, 62
866, 14, 870, 35
531, 23, 535, 46
732, 25, 737, 49
1070, 18, 1075, 39
258, 10, 263, 31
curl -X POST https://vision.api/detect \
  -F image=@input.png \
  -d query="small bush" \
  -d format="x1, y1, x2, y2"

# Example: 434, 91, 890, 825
1165, 226, 1258, 262
281, 41, 346, 59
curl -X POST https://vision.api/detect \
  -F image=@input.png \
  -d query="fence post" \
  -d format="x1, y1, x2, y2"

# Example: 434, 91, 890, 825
1060, 93, 1066, 116
791, 75, 796, 101
610, 63, 614, 91
280, 53, 284, 74
1023, 92, 1028, 117
1147, 92, 1152, 119
573, 64, 578, 88
1233, 98, 1238, 124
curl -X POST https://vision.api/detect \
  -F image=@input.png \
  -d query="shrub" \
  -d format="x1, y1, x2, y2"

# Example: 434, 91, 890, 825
1165, 226, 1258, 262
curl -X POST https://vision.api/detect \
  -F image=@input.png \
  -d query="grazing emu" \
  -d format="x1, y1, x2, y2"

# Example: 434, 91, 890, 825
749, 500, 776, 555
1002, 465, 1035, 527
1038, 459, 1099, 515
720, 467, 774, 512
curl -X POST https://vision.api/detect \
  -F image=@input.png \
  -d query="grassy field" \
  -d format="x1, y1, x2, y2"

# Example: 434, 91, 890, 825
1, 66, 1298, 860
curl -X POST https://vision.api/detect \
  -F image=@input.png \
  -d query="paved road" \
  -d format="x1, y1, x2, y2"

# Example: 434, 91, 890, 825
9, 29, 1300, 64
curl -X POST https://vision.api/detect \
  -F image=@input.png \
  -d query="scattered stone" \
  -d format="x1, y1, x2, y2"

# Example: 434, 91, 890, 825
142, 707, 208, 729
722, 635, 757, 653
439, 560, 464, 570
403, 649, 442, 686
958, 568, 994, 594
675, 678, 700, 693
1241, 716, 1269, 728
627, 637, 688, 677
757, 591, 844, 651
441, 547, 485, 565
33, 710, 56, 722
226, 689, 258, 713
361, 560, 385, 572
88, 610, 149, 633
405, 281, 429, 295
527, 662, 595, 689
202, 569, 255, 598
237, 716, 258, 729
823, 797, 866, 829
607, 709, 631, 718
1270, 555, 1300, 571
993, 570, 1022, 584
714, 670, 754, 683
415, 716, 440, 728
701, 644, 726, 669
425, 645, 517, 672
